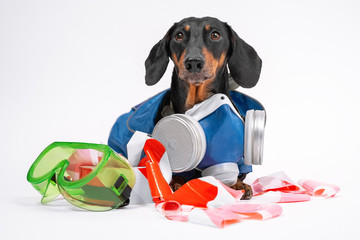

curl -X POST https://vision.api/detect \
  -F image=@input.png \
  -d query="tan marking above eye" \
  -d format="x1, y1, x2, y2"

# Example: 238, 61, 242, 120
184, 25, 190, 31
205, 25, 211, 31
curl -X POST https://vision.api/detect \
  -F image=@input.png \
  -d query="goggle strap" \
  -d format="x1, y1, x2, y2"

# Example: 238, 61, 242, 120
111, 175, 132, 200
50, 174, 57, 186
122, 185, 132, 200
50, 174, 72, 184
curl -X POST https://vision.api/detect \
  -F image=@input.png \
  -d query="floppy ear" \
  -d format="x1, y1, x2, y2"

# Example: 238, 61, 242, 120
226, 24, 262, 88
145, 26, 174, 86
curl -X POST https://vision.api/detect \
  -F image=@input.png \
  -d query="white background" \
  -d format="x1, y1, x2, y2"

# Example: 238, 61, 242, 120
1, 0, 359, 239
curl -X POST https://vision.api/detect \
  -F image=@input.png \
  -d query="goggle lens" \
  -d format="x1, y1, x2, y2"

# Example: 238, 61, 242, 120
27, 142, 135, 211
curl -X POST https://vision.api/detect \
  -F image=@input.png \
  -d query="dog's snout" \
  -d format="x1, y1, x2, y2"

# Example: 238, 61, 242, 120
185, 58, 204, 73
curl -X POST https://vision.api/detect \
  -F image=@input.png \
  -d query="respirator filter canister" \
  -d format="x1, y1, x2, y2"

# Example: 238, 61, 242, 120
152, 114, 206, 173
244, 109, 266, 165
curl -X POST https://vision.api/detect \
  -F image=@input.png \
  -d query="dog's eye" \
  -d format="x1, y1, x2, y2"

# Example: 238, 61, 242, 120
175, 32, 184, 41
211, 31, 221, 40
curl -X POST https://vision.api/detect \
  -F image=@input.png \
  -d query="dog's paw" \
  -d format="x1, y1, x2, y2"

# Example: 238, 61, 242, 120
231, 178, 253, 200
170, 175, 186, 191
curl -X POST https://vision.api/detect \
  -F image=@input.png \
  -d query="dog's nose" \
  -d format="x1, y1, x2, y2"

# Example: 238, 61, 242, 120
185, 58, 204, 73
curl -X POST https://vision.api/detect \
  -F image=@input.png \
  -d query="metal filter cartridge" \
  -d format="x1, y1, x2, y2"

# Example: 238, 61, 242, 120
152, 114, 206, 173
244, 109, 266, 165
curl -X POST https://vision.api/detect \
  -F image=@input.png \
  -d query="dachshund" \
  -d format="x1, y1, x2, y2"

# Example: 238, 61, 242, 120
144, 17, 262, 199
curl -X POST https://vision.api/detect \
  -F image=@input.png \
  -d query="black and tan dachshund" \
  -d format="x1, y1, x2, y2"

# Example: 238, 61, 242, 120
144, 17, 262, 199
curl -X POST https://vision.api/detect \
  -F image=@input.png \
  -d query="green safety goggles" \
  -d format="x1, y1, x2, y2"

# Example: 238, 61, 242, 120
27, 142, 136, 211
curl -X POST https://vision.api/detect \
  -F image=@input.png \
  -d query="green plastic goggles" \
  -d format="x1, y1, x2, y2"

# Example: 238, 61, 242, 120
27, 142, 136, 211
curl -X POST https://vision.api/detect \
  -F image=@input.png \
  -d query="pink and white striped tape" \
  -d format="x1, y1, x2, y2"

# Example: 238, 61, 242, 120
154, 171, 340, 228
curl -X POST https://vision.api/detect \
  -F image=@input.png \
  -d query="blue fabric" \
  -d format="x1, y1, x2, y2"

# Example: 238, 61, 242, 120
230, 91, 265, 116
197, 104, 245, 170
108, 90, 169, 157
108, 89, 264, 175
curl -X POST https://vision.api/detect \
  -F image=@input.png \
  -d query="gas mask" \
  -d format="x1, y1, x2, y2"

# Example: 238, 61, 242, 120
108, 89, 266, 194
152, 93, 266, 186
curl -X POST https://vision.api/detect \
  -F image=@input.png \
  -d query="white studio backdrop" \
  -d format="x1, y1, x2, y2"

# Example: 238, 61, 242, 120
1, 0, 359, 239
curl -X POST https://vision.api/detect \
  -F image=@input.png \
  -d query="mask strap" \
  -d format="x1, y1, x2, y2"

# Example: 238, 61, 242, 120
185, 94, 243, 122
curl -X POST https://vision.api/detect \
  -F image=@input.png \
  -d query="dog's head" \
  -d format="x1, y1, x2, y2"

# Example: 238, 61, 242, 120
145, 17, 262, 89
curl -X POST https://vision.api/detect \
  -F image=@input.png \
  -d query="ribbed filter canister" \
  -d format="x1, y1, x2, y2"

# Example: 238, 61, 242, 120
152, 114, 206, 173
244, 110, 266, 165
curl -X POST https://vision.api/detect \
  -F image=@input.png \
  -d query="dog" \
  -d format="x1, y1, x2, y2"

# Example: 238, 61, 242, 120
144, 17, 262, 199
